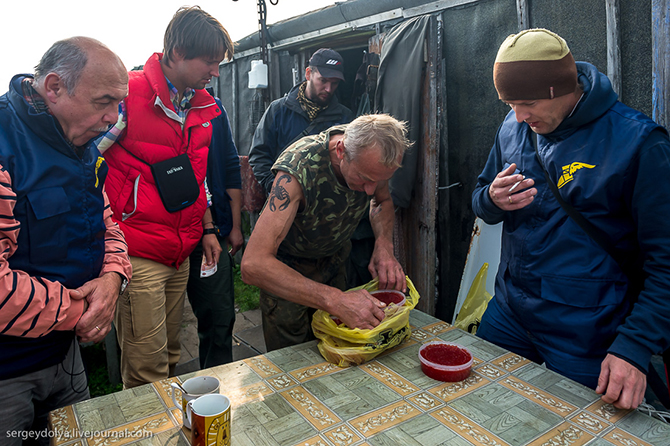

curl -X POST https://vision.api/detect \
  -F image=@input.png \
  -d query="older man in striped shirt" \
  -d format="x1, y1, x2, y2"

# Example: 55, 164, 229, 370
0, 37, 131, 445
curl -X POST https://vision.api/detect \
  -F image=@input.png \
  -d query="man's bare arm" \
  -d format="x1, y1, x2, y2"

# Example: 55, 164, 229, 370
368, 182, 406, 292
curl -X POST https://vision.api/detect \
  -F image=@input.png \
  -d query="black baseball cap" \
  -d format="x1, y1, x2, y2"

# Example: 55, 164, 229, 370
308, 48, 345, 81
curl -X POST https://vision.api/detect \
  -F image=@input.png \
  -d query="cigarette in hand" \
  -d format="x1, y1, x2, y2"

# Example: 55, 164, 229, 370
508, 176, 525, 192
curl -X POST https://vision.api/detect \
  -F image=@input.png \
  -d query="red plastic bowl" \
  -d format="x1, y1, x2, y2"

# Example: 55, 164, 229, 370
370, 290, 406, 307
418, 341, 473, 382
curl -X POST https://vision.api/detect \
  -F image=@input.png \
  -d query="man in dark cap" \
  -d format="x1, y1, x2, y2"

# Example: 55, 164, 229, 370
472, 28, 670, 410
249, 48, 353, 194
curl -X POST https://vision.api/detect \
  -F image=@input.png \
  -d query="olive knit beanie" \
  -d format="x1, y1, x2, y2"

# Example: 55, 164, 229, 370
493, 28, 578, 101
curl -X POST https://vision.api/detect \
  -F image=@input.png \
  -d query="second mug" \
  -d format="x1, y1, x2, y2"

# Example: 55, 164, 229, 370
171, 376, 220, 429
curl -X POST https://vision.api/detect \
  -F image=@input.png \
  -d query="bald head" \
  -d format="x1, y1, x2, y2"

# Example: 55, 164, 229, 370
34, 36, 126, 95
32, 37, 128, 147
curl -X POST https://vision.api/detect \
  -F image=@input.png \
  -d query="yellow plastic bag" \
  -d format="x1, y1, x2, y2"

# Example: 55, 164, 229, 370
311, 277, 420, 367
453, 263, 493, 334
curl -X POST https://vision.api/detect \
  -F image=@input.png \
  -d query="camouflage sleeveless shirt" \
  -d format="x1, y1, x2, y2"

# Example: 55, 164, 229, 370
271, 125, 369, 260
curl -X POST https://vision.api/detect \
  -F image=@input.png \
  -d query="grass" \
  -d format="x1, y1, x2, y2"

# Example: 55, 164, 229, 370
234, 210, 260, 312
81, 342, 122, 397
233, 262, 260, 312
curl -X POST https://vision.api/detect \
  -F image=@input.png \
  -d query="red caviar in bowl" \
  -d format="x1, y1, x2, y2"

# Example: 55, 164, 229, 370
370, 290, 406, 306
418, 342, 473, 382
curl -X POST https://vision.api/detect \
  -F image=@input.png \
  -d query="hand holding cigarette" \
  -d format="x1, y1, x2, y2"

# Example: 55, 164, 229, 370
488, 163, 537, 211
508, 176, 525, 192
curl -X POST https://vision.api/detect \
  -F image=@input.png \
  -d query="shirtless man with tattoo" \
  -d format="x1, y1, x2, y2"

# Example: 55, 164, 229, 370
241, 114, 411, 351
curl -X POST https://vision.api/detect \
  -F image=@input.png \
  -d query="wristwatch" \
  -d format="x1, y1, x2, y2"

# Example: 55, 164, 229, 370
203, 226, 219, 236
119, 277, 128, 295
115, 272, 129, 295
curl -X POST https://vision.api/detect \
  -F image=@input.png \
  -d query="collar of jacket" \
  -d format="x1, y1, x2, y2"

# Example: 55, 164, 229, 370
142, 53, 221, 127
285, 81, 343, 118
548, 62, 618, 141
8, 74, 90, 159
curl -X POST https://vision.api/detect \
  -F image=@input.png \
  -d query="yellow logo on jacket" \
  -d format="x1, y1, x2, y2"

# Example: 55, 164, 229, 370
557, 162, 595, 189
95, 157, 105, 188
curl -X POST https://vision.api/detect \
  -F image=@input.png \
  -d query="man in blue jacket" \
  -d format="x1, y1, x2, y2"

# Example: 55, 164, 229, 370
0, 37, 131, 444
472, 28, 670, 409
249, 48, 353, 194
187, 94, 243, 368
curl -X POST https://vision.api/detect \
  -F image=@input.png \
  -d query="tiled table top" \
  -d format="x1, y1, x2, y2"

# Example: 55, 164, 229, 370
49, 310, 670, 446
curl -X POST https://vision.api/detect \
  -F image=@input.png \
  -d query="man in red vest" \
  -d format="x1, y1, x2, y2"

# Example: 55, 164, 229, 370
99, 6, 234, 388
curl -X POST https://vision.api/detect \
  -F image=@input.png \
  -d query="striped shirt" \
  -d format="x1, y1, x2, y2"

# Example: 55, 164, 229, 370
0, 167, 131, 337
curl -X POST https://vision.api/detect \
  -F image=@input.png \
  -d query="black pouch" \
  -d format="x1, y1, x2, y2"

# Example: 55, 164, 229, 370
117, 142, 200, 213
150, 153, 200, 212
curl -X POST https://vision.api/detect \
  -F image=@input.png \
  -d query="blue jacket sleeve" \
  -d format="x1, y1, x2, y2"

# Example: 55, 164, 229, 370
208, 99, 240, 237
472, 127, 506, 224
220, 113, 241, 191
249, 100, 281, 195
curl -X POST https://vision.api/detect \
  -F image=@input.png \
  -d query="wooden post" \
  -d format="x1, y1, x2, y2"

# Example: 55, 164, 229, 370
516, 0, 529, 31
606, 0, 622, 96
404, 15, 439, 315
652, 0, 670, 127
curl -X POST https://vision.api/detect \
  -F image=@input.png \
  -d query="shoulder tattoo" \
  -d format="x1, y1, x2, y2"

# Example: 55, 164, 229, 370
268, 174, 292, 212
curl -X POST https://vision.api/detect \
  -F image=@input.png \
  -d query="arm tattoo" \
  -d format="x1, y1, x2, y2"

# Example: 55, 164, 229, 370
268, 174, 292, 212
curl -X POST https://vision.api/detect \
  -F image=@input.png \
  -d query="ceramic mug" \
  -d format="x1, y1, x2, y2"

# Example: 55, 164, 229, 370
171, 376, 220, 429
187, 394, 231, 446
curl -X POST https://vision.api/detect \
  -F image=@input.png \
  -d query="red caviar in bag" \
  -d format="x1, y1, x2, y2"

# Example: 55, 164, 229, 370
370, 290, 406, 306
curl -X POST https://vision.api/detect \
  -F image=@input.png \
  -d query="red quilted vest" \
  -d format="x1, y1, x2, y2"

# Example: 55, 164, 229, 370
104, 53, 221, 269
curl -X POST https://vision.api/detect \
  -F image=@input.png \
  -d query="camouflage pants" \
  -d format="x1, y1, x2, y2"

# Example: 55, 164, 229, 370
260, 244, 349, 352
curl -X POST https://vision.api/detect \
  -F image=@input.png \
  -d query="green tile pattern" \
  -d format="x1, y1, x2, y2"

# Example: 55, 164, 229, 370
50, 310, 670, 446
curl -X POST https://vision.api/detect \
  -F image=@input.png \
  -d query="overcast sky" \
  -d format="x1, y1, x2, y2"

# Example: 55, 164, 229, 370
0, 0, 337, 89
